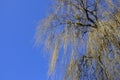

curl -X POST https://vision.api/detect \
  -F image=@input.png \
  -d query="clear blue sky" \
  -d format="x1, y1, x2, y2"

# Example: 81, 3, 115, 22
0, 0, 51, 80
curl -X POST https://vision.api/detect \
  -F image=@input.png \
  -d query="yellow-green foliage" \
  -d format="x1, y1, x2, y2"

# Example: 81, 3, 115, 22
35, 0, 120, 80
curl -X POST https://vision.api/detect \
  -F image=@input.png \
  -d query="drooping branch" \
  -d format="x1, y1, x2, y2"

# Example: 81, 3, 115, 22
36, 0, 120, 80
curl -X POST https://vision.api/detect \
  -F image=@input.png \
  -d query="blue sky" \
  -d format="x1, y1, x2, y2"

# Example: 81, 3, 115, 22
0, 0, 51, 80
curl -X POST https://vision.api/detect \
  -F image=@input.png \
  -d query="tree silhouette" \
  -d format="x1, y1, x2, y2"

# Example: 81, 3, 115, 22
36, 0, 120, 80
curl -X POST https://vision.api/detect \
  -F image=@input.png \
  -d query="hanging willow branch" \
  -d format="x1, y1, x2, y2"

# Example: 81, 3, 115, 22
35, 0, 120, 80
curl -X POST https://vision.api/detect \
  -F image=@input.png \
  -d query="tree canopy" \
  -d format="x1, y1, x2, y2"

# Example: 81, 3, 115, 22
36, 0, 120, 80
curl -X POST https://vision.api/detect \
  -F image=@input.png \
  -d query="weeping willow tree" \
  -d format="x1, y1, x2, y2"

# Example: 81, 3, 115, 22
35, 0, 120, 80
